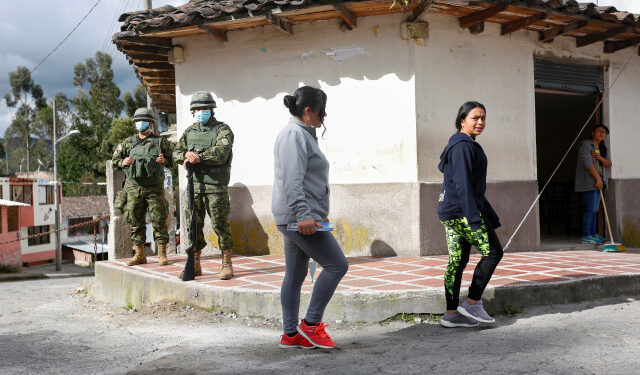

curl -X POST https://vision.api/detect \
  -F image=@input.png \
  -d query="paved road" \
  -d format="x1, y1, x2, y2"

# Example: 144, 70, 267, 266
0, 277, 638, 375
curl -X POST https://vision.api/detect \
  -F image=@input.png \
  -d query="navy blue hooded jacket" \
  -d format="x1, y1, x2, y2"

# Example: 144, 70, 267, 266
437, 132, 501, 230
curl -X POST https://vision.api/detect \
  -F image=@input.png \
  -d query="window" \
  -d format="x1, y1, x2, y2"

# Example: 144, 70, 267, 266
28, 225, 50, 246
7, 207, 18, 232
68, 217, 101, 237
38, 185, 55, 205
10, 185, 32, 205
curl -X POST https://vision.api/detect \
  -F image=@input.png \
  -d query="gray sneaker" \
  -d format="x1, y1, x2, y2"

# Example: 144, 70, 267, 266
440, 312, 479, 328
457, 299, 495, 323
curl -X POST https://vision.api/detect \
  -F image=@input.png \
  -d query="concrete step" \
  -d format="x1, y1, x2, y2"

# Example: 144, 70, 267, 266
94, 251, 640, 322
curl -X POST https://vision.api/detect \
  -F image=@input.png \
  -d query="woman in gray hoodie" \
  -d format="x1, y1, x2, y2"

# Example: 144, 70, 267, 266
272, 86, 348, 349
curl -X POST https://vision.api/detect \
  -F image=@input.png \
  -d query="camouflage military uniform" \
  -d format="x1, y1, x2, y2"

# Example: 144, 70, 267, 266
113, 134, 174, 245
175, 117, 234, 253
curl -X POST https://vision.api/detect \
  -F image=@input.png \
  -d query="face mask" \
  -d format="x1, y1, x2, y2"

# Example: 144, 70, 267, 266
194, 110, 211, 124
135, 121, 150, 132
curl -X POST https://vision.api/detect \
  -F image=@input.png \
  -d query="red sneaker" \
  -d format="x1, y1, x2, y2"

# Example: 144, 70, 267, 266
279, 333, 315, 349
297, 320, 335, 349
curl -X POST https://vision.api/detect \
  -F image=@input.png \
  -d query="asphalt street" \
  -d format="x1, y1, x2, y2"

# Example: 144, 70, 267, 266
0, 276, 638, 375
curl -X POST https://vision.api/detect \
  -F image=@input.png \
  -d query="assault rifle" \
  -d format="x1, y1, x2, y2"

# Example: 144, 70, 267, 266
181, 162, 197, 281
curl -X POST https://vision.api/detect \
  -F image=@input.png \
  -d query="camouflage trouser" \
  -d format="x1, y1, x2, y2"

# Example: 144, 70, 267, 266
441, 217, 503, 310
123, 183, 169, 244
186, 191, 234, 252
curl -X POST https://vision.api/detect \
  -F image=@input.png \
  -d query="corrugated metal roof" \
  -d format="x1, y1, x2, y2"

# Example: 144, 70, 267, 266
62, 241, 108, 254
0, 199, 30, 207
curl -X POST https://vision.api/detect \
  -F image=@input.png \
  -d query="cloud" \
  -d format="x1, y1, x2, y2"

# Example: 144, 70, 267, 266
0, 0, 180, 136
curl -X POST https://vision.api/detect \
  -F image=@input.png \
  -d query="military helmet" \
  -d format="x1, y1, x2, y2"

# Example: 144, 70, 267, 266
133, 107, 156, 123
190, 91, 217, 110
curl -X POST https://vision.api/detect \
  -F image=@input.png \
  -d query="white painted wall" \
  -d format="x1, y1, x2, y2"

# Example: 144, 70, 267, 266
32, 183, 55, 226
173, 10, 640, 186
174, 13, 417, 186
606, 51, 640, 179
416, 16, 537, 182
20, 225, 53, 255
0, 178, 8, 200
415, 13, 640, 182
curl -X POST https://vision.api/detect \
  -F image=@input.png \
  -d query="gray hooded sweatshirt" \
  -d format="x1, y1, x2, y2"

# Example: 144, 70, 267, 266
272, 117, 330, 225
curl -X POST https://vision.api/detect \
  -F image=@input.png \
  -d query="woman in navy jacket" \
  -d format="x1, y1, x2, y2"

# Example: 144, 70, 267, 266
437, 101, 504, 328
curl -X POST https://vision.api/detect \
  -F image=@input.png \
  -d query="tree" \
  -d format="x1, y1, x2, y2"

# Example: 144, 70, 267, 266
58, 51, 123, 195
3, 66, 47, 172
123, 84, 147, 117
64, 52, 123, 177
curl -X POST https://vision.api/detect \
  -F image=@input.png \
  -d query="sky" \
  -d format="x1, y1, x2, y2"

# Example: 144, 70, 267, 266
0, 0, 182, 137
1, 0, 639, 136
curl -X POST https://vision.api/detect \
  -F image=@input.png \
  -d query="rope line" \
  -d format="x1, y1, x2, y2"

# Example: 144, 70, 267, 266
0, 215, 110, 245
504, 43, 640, 250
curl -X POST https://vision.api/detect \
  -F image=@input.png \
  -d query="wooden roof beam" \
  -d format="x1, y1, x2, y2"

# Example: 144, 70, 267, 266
135, 62, 174, 70
459, 4, 507, 29
129, 56, 169, 64
127, 50, 169, 59
266, 13, 293, 36
117, 35, 173, 48
144, 81, 175, 88
198, 24, 228, 43
120, 45, 170, 56
334, 4, 357, 30
576, 26, 629, 48
501, 12, 548, 36
137, 66, 174, 73
469, 21, 484, 35
539, 20, 588, 43
135, 69, 175, 78
411, 0, 435, 22
604, 37, 640, 53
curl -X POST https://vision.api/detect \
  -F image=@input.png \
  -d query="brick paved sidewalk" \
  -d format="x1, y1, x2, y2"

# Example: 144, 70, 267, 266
105, 250, 640, 293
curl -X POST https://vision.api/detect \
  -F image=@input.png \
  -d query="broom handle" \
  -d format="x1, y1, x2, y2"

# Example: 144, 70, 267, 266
599, 189, 615, 245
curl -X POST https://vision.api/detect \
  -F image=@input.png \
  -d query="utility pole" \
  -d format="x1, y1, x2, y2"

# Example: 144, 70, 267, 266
53, 100, 61, 272
146, 0, 153, 110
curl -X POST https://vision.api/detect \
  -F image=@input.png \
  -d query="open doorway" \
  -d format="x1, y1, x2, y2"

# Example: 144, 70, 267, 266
535, 91, 600, 247
534, 59, 605, 249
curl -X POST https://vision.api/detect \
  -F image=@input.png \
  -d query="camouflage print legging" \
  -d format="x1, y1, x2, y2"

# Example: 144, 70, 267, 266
441, 217, 503, 311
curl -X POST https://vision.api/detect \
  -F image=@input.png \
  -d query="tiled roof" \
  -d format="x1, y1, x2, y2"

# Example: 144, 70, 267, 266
117, 0, 640, 33
113, 0, 640, 112
62, 195, 109, 218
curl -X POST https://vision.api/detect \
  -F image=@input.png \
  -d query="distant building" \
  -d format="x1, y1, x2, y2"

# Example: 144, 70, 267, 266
0, 197, 29, 272
0, 177, 56, 265
61, 195, 110, 265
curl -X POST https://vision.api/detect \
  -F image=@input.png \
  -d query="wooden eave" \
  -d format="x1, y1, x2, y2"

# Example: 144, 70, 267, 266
115, 0, 640, 112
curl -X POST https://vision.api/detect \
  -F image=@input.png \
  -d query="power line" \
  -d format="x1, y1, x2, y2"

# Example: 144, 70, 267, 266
106, 0, 136, 57
101, 0, 128, 53
31, 0, 102, 74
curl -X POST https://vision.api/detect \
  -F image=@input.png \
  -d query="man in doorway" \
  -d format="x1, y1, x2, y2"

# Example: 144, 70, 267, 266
175, 92, 235, 280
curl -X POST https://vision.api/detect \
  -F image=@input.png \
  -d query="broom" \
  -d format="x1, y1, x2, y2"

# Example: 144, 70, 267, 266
599, 189, 625, 252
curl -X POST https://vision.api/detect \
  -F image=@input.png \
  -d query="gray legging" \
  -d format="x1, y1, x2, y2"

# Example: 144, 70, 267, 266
277, 226, 349, 334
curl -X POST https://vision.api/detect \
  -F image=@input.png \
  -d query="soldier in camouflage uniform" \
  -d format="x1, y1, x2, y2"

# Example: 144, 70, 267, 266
113, 108, 175, 266
175, 92, 235, 280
